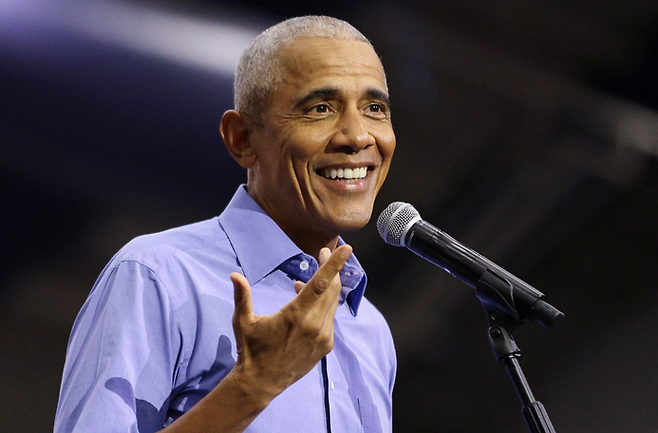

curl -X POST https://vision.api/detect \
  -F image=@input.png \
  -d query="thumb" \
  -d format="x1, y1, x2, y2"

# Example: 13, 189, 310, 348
231, 272, 254, 327
230, 273, 254, 361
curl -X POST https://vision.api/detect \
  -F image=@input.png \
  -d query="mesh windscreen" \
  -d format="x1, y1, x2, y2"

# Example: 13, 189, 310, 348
376, 202, 421, 247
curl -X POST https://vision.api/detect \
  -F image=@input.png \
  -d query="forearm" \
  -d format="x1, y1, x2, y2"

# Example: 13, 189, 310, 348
159, 367, 275, 433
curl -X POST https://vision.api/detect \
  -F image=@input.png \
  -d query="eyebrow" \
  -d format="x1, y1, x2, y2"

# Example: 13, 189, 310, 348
294, 88, 340, 110
365, 88, 391, 108
293, 87, 391, 110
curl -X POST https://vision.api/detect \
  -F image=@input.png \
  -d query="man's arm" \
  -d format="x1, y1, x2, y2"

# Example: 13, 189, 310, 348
160, 245, 352, 433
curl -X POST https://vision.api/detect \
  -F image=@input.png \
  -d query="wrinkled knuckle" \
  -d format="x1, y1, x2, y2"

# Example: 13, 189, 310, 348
313, 276, 332, 292
286, 311, 304, 330
302, 321, 323, 339
319, 334, 334, 353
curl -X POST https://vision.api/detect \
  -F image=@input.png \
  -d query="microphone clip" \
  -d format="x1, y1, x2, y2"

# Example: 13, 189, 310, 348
476, 268, 523, 332
476, 270, 524, 362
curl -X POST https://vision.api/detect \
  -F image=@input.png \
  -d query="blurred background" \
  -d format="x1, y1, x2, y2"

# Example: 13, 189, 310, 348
2, 0, 658, 431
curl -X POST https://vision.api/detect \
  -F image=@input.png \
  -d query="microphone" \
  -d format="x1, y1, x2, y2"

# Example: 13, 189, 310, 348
377, 202, 564, 329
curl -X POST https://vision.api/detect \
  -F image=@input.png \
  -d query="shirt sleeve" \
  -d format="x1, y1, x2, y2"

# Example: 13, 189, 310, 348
54, 260, 184, 433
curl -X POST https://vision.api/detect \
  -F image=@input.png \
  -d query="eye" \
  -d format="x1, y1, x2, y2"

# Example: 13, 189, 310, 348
365, 102, 388, 118
307, 103, 332, 115
368, 103, 383, 113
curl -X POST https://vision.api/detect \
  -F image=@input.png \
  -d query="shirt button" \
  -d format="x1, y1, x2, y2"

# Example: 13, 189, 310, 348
299, 260, 310, 271
330, 381, 335, 390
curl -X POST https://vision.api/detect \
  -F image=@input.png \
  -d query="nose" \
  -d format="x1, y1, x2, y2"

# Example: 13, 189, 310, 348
330, 107, 375, 153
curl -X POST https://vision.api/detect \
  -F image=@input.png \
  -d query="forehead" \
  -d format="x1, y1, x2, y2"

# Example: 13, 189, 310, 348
276, 37, 386, 93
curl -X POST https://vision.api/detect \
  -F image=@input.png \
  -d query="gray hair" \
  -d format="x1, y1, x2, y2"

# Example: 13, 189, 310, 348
234, 15, 382, 123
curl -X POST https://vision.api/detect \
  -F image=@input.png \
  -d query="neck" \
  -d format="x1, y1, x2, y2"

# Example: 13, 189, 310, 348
269, 212, 341, 259
290, 232, 340, 261
245, 185, 342, 260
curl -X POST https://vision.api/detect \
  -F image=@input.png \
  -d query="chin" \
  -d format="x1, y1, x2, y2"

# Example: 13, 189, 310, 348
329, 210, 373, 234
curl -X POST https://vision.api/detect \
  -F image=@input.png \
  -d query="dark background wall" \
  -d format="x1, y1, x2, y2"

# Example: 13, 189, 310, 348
2, 0, 658, 431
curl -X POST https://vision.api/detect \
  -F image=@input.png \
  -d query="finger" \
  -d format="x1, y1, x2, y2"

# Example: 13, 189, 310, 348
315, 244, 352, 289
292, 248, 329, 297
318, 247, 332, 266
296, 244, 352, 310
294, 280, 305, 294
290, 249, 337, 298
292, 245, 338, 296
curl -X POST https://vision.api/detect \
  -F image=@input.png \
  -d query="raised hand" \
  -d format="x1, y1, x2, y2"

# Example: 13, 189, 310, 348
229, 244, 352, 401
161, 245, 353, 433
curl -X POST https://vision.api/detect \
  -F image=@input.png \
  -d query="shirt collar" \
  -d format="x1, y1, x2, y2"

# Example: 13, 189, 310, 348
218, 186, 367, 316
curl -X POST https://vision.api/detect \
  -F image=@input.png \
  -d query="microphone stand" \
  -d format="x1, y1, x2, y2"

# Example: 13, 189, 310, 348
475, 271, 557, 433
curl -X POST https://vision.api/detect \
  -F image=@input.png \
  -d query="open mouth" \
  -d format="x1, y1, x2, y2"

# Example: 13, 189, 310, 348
319, 167, 369, 182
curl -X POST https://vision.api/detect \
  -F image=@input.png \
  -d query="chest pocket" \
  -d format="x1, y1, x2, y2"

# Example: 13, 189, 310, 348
358, 396, 382, 433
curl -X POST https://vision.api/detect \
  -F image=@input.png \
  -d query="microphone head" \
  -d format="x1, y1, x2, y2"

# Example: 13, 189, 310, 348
377, 202, 422, 247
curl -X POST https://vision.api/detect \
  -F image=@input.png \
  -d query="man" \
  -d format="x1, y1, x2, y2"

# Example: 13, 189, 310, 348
54, 15, 396, 433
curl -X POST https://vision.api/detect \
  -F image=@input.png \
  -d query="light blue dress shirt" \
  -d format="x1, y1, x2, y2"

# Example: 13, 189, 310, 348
54, 186, 396, 433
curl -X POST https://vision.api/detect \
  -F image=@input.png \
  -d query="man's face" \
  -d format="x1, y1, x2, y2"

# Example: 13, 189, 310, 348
246, 37, 396, 249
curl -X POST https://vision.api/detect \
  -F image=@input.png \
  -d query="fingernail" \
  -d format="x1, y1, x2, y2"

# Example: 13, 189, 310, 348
340, 245, 352, 259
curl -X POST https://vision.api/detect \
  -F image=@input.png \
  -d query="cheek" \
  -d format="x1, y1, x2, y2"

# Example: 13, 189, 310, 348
375, 133, 396, 187
384, 136, 396, 159
288, 133, 327, 165
377, 129, 396, 162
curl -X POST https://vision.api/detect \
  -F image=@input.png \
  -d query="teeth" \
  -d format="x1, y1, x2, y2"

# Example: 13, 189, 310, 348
322, 167, 368, 181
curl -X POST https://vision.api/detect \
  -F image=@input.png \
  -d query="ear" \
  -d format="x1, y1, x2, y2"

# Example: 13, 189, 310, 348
220, 110, 258, 169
